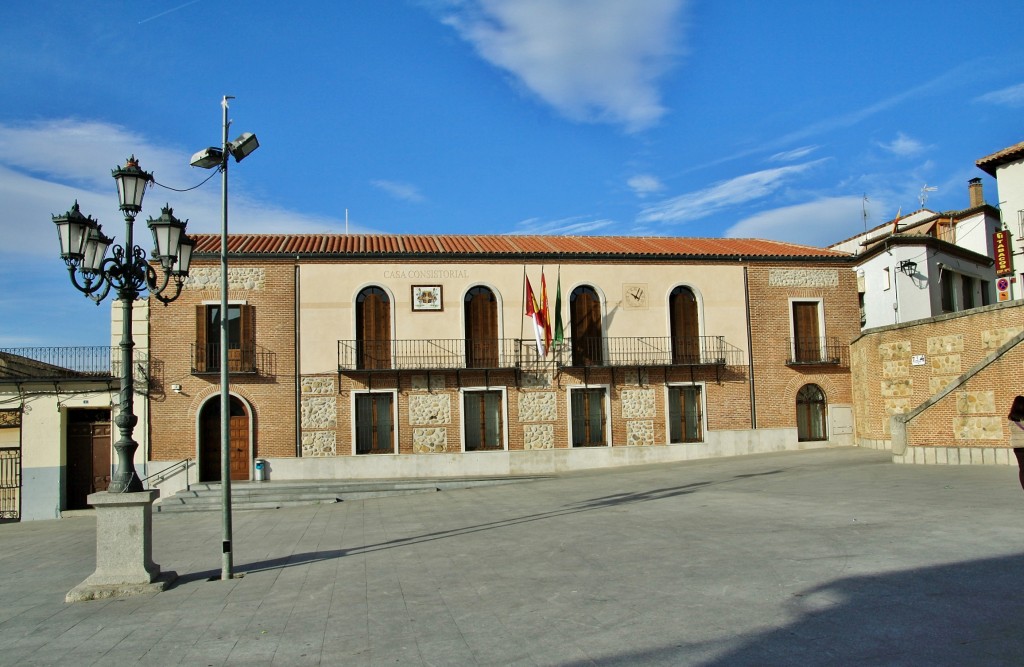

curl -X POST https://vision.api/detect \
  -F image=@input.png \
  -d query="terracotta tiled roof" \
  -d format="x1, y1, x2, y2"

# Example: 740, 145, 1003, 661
977, 140, 1024, 176
190, 234, 850, 261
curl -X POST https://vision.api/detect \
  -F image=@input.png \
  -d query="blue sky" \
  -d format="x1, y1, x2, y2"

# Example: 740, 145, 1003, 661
3, 0, 1024, 348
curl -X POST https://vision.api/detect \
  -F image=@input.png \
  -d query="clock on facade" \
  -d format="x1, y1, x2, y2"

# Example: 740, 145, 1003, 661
623, 283, 648, 309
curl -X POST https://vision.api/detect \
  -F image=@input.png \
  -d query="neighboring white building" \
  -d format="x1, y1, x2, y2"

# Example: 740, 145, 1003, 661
977, 140, 1024, 302
829, 180, 1001, 329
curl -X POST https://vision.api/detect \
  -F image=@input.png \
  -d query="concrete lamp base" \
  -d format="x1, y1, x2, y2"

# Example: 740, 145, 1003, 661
66, 490, 177, 603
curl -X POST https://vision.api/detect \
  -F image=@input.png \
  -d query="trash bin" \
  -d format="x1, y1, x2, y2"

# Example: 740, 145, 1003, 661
254, 459, 267, 482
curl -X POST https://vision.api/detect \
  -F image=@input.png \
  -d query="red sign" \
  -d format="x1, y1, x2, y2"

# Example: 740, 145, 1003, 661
993, 231, 1014, 276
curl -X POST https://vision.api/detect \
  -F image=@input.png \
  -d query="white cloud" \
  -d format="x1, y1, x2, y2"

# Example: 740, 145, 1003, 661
636, 160, 826, 225
769, 145, 818, 162
512, 215, 615, 236
627, 174, 664, 197
442, 0, 686, 132
0, 119, 350, 265
724, 196, 867, 247
975, 82, 1024, 108
370, 179, 426, 203
877, 132, 926, 157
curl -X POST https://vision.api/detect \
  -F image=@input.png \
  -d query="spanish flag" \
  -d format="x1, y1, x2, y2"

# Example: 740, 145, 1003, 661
525, 275, 546, 357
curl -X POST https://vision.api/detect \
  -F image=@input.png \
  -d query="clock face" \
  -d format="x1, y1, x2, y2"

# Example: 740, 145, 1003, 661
623, 283, 648, 309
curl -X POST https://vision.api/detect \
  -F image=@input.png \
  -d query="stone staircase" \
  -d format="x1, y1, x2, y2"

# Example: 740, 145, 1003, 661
154, 476, 543, 513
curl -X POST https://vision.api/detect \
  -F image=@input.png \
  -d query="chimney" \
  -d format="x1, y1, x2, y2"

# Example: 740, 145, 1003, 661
968, 177, 984, 208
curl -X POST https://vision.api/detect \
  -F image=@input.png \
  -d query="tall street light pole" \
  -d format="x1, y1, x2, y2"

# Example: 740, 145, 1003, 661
191, 96, 260, 580
56, 157, 194, 602
54, 157, 195, 492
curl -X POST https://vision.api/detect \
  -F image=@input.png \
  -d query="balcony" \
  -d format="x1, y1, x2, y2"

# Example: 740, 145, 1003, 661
785, 337, 847, 366
190, 344, 271, 375
338, 338, 531, 371
338, 336, 744, 372
559, 336, 743, 368
0, 347, 148, 382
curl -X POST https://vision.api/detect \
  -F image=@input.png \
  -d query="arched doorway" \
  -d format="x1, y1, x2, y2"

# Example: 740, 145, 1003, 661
465, 286, 498, 368
796, 384, 827, 442
199, 396, 250, 482
570, 285, 602, 366
670, 285, 700, 364
356, 286, 391, 370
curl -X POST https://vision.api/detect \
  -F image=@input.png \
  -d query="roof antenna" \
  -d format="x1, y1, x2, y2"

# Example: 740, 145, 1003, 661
862, 194, 869, 233
919, 184, 938, 208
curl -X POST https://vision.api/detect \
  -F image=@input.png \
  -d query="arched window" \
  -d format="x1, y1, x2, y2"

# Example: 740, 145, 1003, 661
570, 286, 602, 366
796, 384, 827, 442
465, 286, 498, 368
670, 286, 700, 364
356, 287, 390, 370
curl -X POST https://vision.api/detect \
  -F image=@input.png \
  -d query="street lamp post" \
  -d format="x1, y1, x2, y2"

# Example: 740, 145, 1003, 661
53, 156, 194, 492
56, 156, 193, 602
190, 96, 260, 580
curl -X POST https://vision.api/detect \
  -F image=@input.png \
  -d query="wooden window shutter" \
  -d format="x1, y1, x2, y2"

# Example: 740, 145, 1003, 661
792, 302, 820, 362
240, 305, 255, 371
466, 288, 498, 368
195, 305, 207, 372
358, 289, 391, 370
671, 287, 700, 363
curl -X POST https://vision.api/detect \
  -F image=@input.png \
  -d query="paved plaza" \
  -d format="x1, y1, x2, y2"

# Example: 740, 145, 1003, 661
2, 447, 1024, 666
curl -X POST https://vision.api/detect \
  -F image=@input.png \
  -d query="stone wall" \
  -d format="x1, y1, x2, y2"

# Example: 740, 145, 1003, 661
851, 301, 1024, 455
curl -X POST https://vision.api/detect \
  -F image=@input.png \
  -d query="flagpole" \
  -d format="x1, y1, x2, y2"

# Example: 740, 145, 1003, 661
520, 265, 526, 346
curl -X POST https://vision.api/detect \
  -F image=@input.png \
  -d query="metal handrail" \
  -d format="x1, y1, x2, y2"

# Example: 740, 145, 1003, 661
141, 457, 192, 491
785, 337, 847, 365
338, 335, 745, 371
0, 346, 148, 379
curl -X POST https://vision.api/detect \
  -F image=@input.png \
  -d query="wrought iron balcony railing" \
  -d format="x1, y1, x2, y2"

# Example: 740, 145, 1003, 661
338, 338, 531, 371
338, 336, 744, 372
785, 337, 847, 366
559, 336, 744, 368
190, 344, 262, 374
0, 346, 148, 381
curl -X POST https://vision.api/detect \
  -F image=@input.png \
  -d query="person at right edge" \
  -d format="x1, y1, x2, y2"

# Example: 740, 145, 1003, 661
1009, 395, 1024, 491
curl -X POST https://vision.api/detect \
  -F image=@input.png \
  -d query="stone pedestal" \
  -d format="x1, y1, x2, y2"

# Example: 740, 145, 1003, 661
66, 490, 177, 603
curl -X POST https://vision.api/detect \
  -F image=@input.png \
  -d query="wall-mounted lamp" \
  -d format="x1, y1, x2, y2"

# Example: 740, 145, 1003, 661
897, 260, 917, 276
171, 384, 182, 394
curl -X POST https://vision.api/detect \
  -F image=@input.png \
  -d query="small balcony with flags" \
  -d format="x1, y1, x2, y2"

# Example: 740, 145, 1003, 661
337, 335, 744, 374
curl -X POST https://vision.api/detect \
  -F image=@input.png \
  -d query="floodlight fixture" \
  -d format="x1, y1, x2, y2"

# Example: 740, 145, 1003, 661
228, 132, 259, 162
190, 147, 224, 169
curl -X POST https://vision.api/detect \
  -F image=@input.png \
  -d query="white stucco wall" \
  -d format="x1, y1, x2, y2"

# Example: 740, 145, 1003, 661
0, 383, 121, 521
994, 159, 1024, 301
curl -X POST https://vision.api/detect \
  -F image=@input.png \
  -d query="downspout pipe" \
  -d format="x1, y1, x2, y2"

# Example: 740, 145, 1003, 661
743, 266, 756, 429
294, 263, 302, 457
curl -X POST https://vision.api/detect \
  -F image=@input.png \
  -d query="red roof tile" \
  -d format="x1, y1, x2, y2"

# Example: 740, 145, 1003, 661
190, 234, 850, 260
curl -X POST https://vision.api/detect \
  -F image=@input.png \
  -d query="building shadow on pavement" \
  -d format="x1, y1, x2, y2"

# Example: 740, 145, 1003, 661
559, 552, 1024, 666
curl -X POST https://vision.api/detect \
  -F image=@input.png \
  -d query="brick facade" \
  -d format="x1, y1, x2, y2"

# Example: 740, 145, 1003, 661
746, 265, 860, 428
148, 263, 296, 464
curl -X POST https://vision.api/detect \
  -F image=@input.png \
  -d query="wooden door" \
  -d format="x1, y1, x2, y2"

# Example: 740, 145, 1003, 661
358, 288, 391, 369
229, 414, 249, 480
466, 287, 498, 368
792, 302, 821, 362
571, 287, 602, 366
66, 410, 111, 510
671, 287, 700, 364
199, 398, 250, 482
